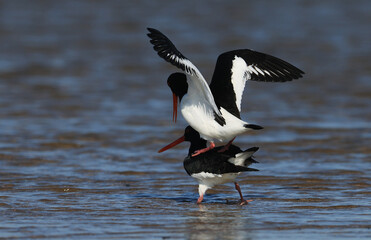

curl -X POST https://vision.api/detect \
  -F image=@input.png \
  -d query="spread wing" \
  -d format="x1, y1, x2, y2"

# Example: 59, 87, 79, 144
147, 28, 222, 117
209, 49, 304, 118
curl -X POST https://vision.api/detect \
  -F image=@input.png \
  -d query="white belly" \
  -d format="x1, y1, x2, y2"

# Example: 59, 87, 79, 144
181, 96, 250, 143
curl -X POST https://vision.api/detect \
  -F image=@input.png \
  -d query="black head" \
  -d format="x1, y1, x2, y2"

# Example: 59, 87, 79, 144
167, 72, 188, 101
184, 126, 200, 141
157, 125, 207, 156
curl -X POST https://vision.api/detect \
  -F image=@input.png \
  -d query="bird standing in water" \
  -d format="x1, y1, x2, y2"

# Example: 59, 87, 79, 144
159, 126, 259, 205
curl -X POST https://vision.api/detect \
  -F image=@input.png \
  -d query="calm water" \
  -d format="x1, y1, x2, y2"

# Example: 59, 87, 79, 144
0, 0, 370, 239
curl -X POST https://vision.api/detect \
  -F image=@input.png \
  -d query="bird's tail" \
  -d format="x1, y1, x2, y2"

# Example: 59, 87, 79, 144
244, 124, 264, 130
228, 147, 259, 167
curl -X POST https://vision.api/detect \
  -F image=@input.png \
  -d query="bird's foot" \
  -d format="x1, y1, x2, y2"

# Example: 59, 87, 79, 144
217, 138, 235, 153
192, 148, 209, 157
239, 199, 253, 205
191, 142, 215, 157
197, 195, 204, 204
217, 145, 229, 153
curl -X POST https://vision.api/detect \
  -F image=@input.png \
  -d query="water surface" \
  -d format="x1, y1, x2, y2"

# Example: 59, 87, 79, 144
0, 0, 370, 239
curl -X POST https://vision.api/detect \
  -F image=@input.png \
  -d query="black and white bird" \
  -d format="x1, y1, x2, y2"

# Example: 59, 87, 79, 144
166, 72, 263, 156
159, 126, 259, 205
148, 28, 304, 156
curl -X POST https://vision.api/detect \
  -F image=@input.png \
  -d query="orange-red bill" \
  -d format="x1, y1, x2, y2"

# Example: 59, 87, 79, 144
158, 135, 185, 153
172, 93, 178, 122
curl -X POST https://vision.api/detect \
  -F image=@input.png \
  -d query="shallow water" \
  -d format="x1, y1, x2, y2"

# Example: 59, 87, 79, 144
0, 0, 370, 239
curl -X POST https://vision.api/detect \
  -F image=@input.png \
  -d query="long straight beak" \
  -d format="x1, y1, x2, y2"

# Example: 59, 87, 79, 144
158, 135, 185, 153
172, 93, 178, 122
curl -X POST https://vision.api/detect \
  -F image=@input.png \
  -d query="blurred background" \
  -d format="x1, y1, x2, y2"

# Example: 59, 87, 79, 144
0, 0, 370, 239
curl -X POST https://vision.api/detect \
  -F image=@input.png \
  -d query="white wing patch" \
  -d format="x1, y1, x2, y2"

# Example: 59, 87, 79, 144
246, 63, 273, 78
231, 56, 250, 112
167, 53, 222, 116
231, 56, 280, 111
228, 151, 254, 167
168, 54, 196, 75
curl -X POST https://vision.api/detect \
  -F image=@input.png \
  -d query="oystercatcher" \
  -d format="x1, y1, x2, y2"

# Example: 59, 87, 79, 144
147, 28, 304, 156
159, 126, 259, 205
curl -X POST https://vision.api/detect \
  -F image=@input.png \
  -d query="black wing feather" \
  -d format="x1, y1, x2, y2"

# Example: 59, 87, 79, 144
210, 49, 304, 118
147, 28, 190, 73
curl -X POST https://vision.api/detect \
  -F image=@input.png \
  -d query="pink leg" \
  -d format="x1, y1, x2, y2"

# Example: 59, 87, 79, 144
191, 142, 216, 157
218, 137, 236, 153
197, 194, 204, 204
234, 182, 253, 205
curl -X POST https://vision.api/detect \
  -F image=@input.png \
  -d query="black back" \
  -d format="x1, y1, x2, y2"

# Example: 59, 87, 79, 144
182, 126, 258, 175
183, 150, 258, 176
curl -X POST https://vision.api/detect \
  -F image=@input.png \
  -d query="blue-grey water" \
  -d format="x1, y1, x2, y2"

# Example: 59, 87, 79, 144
0, 0, 370, 239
